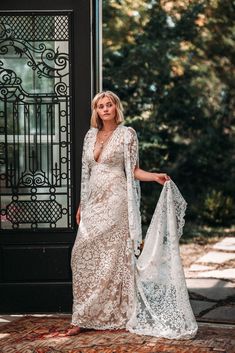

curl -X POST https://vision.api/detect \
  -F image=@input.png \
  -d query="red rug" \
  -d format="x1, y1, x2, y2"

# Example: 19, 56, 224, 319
0, 316, 234, 353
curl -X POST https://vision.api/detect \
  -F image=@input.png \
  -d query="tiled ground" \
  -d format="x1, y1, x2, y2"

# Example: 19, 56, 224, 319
183, 237, 235, 324
0, 315, 234, 353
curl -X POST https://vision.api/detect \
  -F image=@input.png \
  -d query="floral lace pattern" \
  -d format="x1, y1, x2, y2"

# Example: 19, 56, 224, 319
71, 125, 198, 338
71, 125, 136, 329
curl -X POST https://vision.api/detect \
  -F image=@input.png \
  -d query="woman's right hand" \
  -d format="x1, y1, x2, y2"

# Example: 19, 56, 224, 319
76, 207, 81, 225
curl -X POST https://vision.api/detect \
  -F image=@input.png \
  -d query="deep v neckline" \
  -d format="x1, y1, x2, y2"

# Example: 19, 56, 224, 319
93, 125, 120, 163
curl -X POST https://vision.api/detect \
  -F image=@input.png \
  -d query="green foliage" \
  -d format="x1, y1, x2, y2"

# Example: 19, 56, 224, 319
202, 190, 235, 225
103, 0, 235, 228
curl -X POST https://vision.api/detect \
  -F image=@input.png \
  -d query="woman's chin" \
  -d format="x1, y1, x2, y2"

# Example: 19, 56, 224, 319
101, 117, 115, 122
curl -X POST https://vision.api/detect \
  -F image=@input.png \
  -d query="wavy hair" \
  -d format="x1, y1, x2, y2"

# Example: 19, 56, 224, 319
90, 91, 124, 129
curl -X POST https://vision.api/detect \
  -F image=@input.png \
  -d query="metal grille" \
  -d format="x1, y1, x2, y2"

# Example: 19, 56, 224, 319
0, 15, 69, 41
0, 13, 72, 230
6, 200, 62, 226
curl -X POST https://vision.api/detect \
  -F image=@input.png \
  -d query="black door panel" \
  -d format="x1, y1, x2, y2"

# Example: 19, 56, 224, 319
0, 0, 95, 312
1, 245, 72, 282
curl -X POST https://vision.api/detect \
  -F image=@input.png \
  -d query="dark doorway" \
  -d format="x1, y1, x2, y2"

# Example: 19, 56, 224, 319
0, 0, 98, 312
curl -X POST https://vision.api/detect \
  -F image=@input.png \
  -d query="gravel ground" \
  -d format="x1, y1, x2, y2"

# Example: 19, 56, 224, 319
180, 243, 210, 268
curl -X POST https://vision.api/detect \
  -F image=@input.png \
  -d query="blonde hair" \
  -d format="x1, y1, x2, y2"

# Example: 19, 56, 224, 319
90, 91, 124, 129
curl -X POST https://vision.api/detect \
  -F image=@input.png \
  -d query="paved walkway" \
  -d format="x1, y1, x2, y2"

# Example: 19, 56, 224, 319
183, 237, 235, 324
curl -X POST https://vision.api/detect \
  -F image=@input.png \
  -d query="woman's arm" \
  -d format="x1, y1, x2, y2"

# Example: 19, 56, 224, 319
134, 167, 170, 185
76, 205, 81, 225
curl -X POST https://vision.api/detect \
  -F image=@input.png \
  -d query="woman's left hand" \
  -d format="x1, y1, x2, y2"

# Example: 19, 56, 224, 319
153, 173, 171, 185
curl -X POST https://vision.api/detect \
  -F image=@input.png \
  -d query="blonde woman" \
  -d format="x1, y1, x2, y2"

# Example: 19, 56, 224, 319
67, 91, 198, 339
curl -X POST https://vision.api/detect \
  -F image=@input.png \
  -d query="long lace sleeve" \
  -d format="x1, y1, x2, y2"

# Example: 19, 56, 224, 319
128, 127, 139, 169
124, 127, 142, 255
80, 131, 91, 213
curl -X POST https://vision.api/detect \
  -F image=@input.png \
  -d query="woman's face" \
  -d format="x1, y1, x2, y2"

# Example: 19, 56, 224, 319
96, 96, 116, 123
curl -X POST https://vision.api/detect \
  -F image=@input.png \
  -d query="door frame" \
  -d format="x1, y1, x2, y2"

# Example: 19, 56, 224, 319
0, 0, 101, 313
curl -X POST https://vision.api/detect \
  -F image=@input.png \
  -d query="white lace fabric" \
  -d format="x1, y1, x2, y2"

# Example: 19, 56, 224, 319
127, 181, 198, 339
71, 124, 198, 338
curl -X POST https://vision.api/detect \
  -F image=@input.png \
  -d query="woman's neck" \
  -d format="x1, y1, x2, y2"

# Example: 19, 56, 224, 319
100, 121, 118, 131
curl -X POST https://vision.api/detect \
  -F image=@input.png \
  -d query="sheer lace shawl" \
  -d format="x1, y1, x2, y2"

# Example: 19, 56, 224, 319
126, 180, 198, 339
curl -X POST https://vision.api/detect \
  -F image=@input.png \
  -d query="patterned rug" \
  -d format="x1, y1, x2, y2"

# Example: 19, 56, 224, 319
0, 316, 234, 353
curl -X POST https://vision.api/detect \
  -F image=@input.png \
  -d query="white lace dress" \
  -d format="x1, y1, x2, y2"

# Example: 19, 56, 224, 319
71, 124, 198, 339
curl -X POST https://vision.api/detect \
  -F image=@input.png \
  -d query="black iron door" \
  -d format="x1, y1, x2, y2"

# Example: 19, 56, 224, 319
0, 1, 97, 312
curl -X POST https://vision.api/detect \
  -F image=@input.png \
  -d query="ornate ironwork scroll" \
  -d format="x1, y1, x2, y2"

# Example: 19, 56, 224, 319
0, 14, 72, 229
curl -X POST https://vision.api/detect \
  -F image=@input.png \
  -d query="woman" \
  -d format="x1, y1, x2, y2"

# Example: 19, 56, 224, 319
68, 91, 198, 339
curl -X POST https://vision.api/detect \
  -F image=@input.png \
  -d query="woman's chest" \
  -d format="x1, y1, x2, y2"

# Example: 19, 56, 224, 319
86, 128, 125, 167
